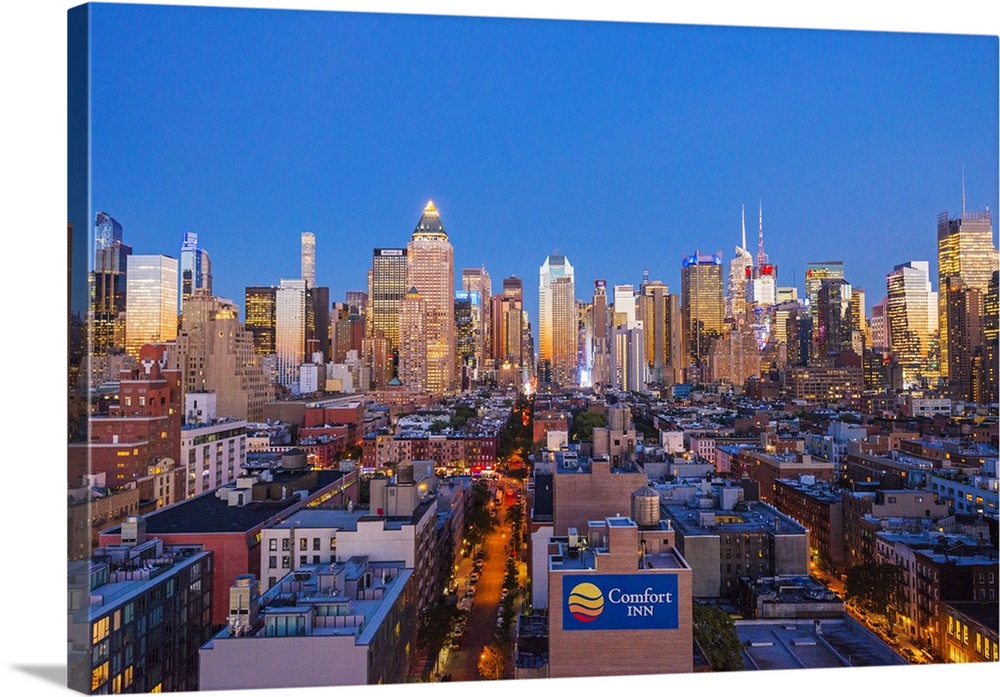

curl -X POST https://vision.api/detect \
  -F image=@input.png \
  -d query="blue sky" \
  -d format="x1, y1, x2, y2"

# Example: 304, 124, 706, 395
88, 3, 998, 334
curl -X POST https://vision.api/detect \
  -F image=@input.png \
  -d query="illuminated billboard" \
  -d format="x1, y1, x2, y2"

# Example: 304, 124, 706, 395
562, 574, 679, 631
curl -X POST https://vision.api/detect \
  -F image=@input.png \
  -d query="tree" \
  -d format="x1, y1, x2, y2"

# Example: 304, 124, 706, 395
845, 562, 904, 618
570, 411, 607, 443
477, 641, 506, 680
692, 606, 745, 671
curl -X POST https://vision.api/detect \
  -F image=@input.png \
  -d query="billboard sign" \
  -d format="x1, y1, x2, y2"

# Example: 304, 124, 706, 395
562, 574, 679, 631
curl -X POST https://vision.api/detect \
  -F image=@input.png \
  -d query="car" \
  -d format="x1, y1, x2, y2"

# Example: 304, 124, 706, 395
450, 641, 461, 650
440, 674, 452, 682
465, 588, 475, 597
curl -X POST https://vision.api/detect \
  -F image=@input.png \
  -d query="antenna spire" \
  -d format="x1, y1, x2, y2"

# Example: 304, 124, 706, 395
962, 164, 966, 217
741, 204, 747, 251
757, 199, 767, 267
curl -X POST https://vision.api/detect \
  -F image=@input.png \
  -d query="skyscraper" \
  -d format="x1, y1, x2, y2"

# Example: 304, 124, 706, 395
590, 280, 610, 387
398, 287, 427, 391
301, 231, 316, 288
125, 255, 178, 358
639, 280, 669, 384
612, 284, 636, 328
815, 278, 854, 359
886, 262, 935, 387
94, 211, 123, 269
727, 206, 753, 327
365, 248, 407, 387
680, 251, 724, 374
982, 271, 999, 403
937, 209, 997, 381
805, 260, 845, 360
462, 267, 492, 368
90, 212, 131, 355
275, 279, 308, 388
402, 201, 455, 393
244, 286, 277, 356
180, 232, 212, 312
943, 276, 984, 402
538, 253, 577, 387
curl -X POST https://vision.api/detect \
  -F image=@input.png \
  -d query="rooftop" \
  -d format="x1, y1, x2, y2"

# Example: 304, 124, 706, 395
103, 470, 349, 536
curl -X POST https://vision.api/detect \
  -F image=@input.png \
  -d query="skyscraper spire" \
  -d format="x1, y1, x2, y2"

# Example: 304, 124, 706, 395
741, 204, 747, 251
757, 199, 767, 267
962, 164, 966, 217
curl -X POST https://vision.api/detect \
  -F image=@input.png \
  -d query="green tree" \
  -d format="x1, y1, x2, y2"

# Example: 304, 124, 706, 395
845, 562, 904, 618
571, 411, 607, 442
692, 606, 745, 671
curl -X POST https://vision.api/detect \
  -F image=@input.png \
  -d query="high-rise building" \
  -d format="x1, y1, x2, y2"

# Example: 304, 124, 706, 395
727, 206, 754, 326
937, 209, 997, 381
590, 280, 610, 387
94, 211, 123, 269
539, 253, 577, 387
90, 212, 132, 355
815, 278, 854, 359
943, 276, 985, 402
398, 287, 427, 391
402, 201, 455, 393
244, 286, 277, 356
275, 279, 308, 388
680, 251, 724, 374
180, 232, 212, 312
462, 267, 492, 367
307, 286, 330, 361
612, 284, 636, 328
365, 248, 407, 388
172, 292, 274, 421
982, 271, 999, 403
301, 231, 316, 288
805, 261, 845, 359
639, 280, 669, 384
886, 262, 935, 387
610, 322, 646, 392
870, 296, 889, 351
454, 290, 479, 387
125, 255, 178, 358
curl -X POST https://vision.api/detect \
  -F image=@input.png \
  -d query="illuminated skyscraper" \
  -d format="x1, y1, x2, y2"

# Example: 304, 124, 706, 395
180, 232, 212, 313
90, 212, 131, 354
275, 279, 308, 388
680, 251, 724, 373
125, 255, 178, 358
244, 286, 277, 356
612, 284, 636, 328
943, 276, 984, 402
538, 253, 577, 387
365, 248, 407, 387
886, 262, 935, 387
805, 261, 845, 359
937, 209, 997, 380
462, 267, 492, 367
398, 287, 427, 391
639, 280, 669, 384
982, 271, 999, 403
403, 201, 455, 393
815, 278, 854, 358
870, 297, 889, 351
727, 206, 753, 326
301, 231, 316, 288
94, 211, 123, 269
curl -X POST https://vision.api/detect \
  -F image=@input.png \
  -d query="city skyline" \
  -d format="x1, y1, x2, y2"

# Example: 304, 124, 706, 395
84, 4, 998, 339
6, 2, 998, 697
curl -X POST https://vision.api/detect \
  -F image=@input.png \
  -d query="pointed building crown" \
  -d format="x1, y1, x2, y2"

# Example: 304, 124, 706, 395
413, 200, 448, 239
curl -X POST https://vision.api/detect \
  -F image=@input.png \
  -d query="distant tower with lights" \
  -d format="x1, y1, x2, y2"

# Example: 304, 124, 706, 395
401, 200, 455, 393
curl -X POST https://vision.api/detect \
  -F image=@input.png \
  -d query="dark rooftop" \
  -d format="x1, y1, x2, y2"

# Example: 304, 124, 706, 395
104, 470, 349, 536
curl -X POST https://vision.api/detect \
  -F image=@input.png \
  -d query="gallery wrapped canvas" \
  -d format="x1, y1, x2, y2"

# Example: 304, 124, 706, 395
64, 2, 998, 695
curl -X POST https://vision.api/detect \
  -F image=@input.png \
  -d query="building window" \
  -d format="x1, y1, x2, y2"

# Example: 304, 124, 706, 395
269, 556, 277, 569
282, 538, 290, 551
299, 538, 308, 551
282, 556, 290, 568
269, 539, 277, 551
313, 555, 320, 564
299, 555, 307, 566
313, 538, 321, 551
